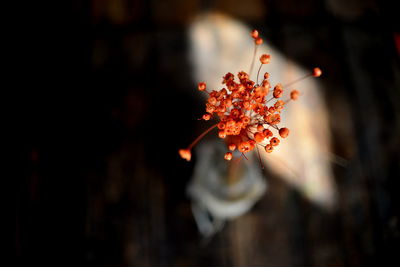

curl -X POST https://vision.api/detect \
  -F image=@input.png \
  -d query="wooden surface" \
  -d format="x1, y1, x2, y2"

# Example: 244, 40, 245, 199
18, 0, 400, 266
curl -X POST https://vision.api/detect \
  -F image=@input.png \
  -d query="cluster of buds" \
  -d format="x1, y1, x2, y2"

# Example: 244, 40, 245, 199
179, 30, 322, 162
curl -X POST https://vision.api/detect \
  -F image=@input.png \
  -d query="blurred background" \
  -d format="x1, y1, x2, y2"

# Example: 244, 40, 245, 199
18, 0, 400, 266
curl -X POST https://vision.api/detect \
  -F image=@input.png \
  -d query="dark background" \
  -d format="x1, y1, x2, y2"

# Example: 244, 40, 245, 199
18, 0, 400, 266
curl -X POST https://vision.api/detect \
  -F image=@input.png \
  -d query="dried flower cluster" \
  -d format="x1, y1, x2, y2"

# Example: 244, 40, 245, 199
179, 30, 321, 162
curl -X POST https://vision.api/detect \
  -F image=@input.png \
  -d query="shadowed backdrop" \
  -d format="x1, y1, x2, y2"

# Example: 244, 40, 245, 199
19, 0, 400, 266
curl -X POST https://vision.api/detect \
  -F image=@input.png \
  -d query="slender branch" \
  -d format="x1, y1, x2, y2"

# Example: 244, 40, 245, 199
282, 74, 311, 88
256, 64, 263, 85
187, 124, 218, 150
266, 96, 274, 103
249, 44, 258, 76
256, 145, 264, 169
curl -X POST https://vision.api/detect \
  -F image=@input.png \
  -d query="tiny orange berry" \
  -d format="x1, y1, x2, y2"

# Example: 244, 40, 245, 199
238, 71, 249, 80
274, 100, 285, 111
243, 101, 251, 109
238, 141, 251, 153
228, 143, 236, 151
269, 114, 281, 125
273, 84, 283, 98
290, 90, 300, 100
226, 119, 235, 128
179, 149, 191, 161
248, 140, 256, 148
312, 67, 322, 77
208, 97, 217, 105
260, 54, 271, 64
257, 124, 265, 132
205, 103, 215, 113
224, 152, 233, 161
224, 98, 233, 107
268, 106, 276, 113
254, 132, 265, 143
263, 129, 273, 138
270, 137, 280, 146
198, 82, 206, 91
255, 37, 263, 45
241, 116, 250, 124
222, 72, 235, 84
202, 113, 211, 120
218, 130, 226, 138
279, 127, 290, 138
265, 144, 273, 153
251, 29, 259, 39
217, 122, 226, 129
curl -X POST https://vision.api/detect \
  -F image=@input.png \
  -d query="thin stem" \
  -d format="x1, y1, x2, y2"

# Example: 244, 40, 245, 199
266, 96, 274, 103
234, 155, 243, 164
255, 145, 264, 169
249, 44, 258, 76
284, 98, 292, 104
187, 123, 218, 150
282, 74, 311, 88
256, 64, 263, 85
267, 124, 279, 131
